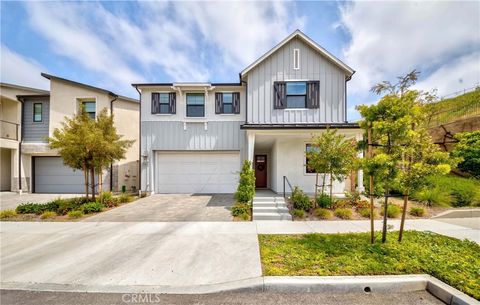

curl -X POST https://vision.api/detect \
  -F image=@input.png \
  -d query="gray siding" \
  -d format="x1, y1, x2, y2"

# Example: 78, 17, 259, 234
246, 37, 347, 124
142, 121, 244, 150
23, 97, 50, 142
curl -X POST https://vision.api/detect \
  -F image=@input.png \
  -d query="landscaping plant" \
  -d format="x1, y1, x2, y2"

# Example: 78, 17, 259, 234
380, 204, 401, 218
81, 202, 105, 214
315, 193, 332, 209
314, 208, 332, 219
231, 203, 251, 218
40, 211, 57, 220
292, 209, 305, 219
67, 210, 84, 219
409, 207, 425, 217
235, 160, 255, 204
451, 130, 480, 178
291, 186, 312, 211
0, 209, 17, 219
334, 208, 353, 220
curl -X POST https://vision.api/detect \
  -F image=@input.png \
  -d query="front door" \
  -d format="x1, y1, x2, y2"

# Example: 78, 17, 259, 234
255, 155, 267, 188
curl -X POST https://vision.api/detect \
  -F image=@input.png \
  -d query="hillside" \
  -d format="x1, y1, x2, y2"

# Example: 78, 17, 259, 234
426, 88, 480, 127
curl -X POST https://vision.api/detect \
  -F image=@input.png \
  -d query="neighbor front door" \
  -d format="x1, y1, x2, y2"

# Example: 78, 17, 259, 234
255, 155, 267, 188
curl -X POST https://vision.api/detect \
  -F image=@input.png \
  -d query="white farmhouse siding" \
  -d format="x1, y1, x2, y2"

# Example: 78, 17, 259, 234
245, 36, 348, 124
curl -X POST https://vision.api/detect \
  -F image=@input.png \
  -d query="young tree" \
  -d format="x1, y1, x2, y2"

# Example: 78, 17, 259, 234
306, 129, 358, 204
235, 160, 256, 204
49, 108, 134, 200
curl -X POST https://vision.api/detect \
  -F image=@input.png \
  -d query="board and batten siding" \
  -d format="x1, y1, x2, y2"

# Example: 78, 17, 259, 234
22, 97, 50, 142
246, 37, 347, 124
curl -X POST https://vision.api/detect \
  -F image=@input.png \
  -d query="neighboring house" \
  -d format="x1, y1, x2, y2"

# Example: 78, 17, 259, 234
0, 75, 140, 194
134, 30, 364, 195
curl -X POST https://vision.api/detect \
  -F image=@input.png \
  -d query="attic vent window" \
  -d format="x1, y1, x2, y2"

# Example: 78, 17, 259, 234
293, 49, 300, 70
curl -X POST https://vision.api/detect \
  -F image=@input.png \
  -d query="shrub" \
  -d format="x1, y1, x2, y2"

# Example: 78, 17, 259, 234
333, 199, 352, 209
16, 203, 44, 215
292, 209, 305, 219
67, 210, 84, 219
81, 202, 105, 214
314, 208, 332, 219
380, 204, 401, 218
40, 211, 57, 219
231, 203, 251, 217
316, 193, 332, 209
409, 207, 426, 217
355, 200, 370, 210
98, 192, 120, 208
235, 160, 256, 203
0, 209, 17, 219
117, 193, 133, 204
451, 185, 476, 207
451, 130, 480, 178
358, 208, 378, 218
291, 186, 312, 211
334, 208, 353, 219
345, 191, 361, 205
413, 187, 451, 207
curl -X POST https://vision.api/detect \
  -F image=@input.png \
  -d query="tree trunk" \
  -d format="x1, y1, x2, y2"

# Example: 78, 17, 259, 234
314, 173, 319, 208
98, 167, 102, 193
83, 166, 89, 200
381, 188, 389, 243
321, 173, 326, 195
329, 173, 333, 202
90, 166, 96, 201
398, 192, 409, 242
368, 127, 375, 244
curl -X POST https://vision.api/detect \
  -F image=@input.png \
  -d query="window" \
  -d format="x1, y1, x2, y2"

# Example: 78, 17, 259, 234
222, 93, 233, 114
305, 144, 317, 173
286, 82, 306, 108
33, 103, 42, 122
158, 93, 170, 114
81, 101, 96, 119
186, 93, 205, 117
293, 49, 300, 70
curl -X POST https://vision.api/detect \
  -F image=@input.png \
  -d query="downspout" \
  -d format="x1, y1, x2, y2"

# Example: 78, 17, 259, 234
109, 94, 118, 192
134, 85, 142, 195
16, 97, 24, 194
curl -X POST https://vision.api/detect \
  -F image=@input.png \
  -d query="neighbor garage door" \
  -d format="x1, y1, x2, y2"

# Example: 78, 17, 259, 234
34, 157, 84, 193
155, 151, 240, 193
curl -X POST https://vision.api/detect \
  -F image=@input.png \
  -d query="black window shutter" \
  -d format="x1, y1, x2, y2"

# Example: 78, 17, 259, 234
169, 92, 176, 114
273, 81, 286, 109
306, 81, 320, 109
151, 93, 160, 114
233, 92, 240, 114
215, 93, 223, 114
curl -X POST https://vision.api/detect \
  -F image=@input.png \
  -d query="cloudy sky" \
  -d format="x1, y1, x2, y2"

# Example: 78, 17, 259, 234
1, 1, 479, 120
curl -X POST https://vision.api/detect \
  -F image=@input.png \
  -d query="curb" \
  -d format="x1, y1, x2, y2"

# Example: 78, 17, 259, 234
1, 275, 478, 304
432, 209, 480, 219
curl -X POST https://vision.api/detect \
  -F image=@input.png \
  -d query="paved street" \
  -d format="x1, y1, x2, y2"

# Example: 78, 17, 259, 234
0, 290, 445, 305
0, 192, 81, 211
84, 194, 234, 222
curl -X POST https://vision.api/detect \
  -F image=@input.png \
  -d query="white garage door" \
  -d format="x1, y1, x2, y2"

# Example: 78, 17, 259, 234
34, 157, 85, 193
155, 152, 240, 193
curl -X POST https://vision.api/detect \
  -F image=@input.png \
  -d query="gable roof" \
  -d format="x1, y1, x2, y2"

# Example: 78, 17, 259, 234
240, 29, 355, 79
41, 73, 138, 103
0, 82, 50, 95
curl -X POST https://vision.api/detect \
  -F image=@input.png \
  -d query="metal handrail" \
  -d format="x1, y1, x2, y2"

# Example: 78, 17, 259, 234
283, 176, 294, 198
0, 120, 19, 140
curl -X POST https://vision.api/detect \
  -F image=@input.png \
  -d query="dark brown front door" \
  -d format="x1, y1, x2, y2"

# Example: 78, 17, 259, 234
255, 155, 267, 188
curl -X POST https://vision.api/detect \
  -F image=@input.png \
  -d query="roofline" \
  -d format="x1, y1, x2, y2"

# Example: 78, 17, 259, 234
41, 73, 138, 103
16, 94, 51, 99
240, 123, 360, 130
240, 29, 355, 78
132, 82, 243, 88
0, 82, 49, 95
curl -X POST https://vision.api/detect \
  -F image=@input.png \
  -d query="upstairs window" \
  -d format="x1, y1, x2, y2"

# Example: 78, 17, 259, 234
215, 92, 240, 114
186, 93, 205, 117
33, 103, 42, 122
81, 101, 96, 119
152, 92, 176, 114
286, 82, 307, 108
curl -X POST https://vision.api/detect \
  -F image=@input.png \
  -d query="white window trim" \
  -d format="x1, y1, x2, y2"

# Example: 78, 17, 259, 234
216, 91, 238, 115
152, 91, 174, 116
293, 48, 300, 70
184, 91, 207, 119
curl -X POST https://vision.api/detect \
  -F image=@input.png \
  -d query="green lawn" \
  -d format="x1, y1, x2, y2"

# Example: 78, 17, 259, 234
259, 231, 480, 299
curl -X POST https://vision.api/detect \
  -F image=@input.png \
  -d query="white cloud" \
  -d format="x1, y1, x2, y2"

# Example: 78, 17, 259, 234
339, 1, 480, 96
0, 45, 49, 89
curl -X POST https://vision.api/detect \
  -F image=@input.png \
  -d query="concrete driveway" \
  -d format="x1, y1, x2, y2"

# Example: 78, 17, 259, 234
0, 192, 81, 211
84, 194, 235, 222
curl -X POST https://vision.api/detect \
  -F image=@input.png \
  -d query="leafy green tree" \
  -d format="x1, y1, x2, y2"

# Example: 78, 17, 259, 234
307, 129, 358, 205
49, 108, 134, 200
235, 160, 256, 203
451, 130, 480, 178
357, 70, 446, 243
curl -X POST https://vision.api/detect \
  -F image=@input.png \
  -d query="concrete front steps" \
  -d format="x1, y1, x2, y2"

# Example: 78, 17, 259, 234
252, 196, 292, 221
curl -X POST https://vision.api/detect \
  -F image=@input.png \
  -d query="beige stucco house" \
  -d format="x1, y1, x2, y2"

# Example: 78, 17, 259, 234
0, 74, 139, 194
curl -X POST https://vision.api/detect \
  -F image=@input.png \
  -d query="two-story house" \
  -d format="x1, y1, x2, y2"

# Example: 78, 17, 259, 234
135, 30, 364, 195
1, 74, 140, 194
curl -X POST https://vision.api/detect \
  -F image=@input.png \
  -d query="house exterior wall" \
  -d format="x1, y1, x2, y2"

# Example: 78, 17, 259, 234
22, 97, 50, 142
245, 37, 347, 124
